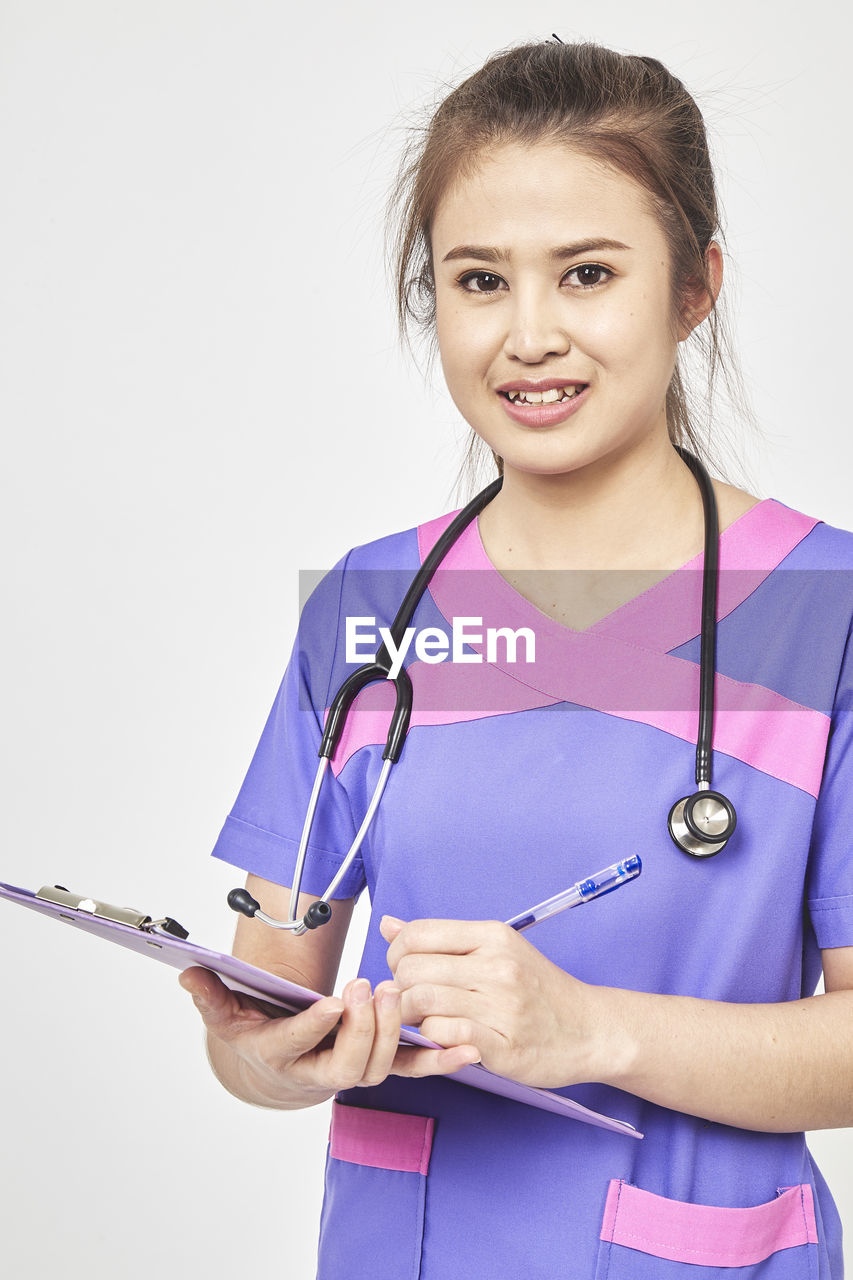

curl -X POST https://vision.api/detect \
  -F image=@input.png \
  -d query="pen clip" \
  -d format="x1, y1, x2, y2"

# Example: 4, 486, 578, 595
577, 855, 642, 901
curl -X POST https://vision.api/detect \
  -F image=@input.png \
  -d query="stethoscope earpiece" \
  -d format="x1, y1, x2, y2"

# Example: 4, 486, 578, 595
668, 790, 737, 858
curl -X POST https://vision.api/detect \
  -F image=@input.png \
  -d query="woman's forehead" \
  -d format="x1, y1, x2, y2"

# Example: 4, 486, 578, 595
432, 143, 661, 255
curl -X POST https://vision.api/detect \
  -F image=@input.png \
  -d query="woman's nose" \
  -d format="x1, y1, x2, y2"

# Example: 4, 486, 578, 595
502, 289, 572, 363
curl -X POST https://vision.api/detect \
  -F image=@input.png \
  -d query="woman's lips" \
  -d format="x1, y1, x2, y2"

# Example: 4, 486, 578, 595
497, 385, 589, 426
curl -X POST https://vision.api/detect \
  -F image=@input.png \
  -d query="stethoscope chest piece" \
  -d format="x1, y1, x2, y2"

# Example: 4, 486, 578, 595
668, 790, 737, 858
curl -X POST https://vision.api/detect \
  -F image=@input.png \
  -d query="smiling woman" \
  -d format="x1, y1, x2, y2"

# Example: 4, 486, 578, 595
182, 36, 853, 1280
386, 42, 753, 494
431, 143, 698, 485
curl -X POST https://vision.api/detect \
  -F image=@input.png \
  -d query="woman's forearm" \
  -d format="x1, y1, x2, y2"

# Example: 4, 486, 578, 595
590, 984, 853, 1132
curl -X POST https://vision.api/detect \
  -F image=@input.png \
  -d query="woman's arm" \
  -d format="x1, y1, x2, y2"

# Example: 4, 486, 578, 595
381, 916, 853, 1133
590, 946, 853, 1133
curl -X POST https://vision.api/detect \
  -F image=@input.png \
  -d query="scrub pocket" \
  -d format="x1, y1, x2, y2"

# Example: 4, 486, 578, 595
594, 1179, 819, 1279
315, 1099, 435, 1280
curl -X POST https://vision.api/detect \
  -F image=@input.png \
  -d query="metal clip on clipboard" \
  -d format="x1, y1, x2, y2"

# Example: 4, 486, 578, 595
35, 885, 189, 940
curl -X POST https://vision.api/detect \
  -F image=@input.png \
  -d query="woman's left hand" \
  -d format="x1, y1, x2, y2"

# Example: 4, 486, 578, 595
378, 915, 607, 1089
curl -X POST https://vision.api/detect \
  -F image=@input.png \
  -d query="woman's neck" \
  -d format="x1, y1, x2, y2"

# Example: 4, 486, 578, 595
478, 441, 716, 574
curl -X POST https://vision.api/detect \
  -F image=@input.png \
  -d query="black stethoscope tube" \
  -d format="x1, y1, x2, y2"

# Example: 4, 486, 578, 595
676, 444, 718, 788
319, 476, 504, 765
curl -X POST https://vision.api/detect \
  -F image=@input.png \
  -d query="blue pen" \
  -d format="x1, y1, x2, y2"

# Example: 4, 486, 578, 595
503, 855, 642, 933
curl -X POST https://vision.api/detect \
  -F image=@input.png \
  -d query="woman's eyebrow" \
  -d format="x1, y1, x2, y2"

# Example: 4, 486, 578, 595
441, 238, 632, 264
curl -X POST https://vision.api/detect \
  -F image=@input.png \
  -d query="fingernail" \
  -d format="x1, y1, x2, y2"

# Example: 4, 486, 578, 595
322, 1002, 345, 1019
379, 915, 405, 940
352, 979, 371, 1004
377, 986, 400, 1009
192, 993, 211, 1012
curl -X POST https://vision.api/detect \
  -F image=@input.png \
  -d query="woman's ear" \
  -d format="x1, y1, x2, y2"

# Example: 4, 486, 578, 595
677, 240, 723, 340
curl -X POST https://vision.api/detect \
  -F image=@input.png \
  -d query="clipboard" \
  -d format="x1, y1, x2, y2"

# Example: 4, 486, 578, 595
0, 879, 642, 1139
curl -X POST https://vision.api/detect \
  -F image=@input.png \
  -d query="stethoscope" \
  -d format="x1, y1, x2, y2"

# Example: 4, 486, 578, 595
228, 445, 737, 935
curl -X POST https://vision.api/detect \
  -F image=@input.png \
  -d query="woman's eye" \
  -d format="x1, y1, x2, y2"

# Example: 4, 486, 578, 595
457, 271, 505, 294
565, 264, 613, 289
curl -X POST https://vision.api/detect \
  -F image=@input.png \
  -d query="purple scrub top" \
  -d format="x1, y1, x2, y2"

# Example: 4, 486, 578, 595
211, 495, 853, 1279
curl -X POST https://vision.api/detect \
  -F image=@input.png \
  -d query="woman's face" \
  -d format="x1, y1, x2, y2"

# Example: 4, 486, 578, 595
432, 141, 697, 481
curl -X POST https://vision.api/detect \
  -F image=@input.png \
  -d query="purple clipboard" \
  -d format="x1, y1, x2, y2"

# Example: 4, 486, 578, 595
0, 879, 642, 1139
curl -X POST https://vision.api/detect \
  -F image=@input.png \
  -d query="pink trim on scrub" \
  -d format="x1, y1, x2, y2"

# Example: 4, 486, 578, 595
599, 1179, 818, 1267
326, 499, 828, 795
329, 1100, 435, 1175
327, 653, 828, 797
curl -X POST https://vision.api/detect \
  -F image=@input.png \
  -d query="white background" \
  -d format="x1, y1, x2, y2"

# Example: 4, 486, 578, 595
0, 2, 850, 1275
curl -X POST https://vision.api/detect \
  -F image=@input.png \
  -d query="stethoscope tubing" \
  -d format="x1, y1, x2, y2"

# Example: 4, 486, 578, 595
281, 479, 504, 933
677, 444, 719, 789
284, 757, 394, 934
228, 449, 734, 934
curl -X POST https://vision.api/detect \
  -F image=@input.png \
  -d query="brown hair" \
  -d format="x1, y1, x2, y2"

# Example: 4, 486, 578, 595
383, 37, 763, 497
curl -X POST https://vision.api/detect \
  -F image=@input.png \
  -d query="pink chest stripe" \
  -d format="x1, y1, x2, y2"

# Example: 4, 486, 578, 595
325, 500, 828, 797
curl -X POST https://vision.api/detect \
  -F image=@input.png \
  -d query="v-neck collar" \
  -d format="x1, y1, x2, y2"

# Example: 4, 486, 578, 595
418, 496, 821, 665
327, 497, 828, 798
470, 498, 773, 637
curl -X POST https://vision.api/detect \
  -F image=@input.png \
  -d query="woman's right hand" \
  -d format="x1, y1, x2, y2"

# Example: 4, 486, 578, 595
178, 966, 480, 1107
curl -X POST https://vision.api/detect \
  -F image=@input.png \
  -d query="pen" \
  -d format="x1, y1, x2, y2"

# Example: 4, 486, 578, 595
503, 855, 642, 933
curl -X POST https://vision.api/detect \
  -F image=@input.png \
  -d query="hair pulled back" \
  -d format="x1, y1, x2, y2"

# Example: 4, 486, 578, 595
384, 38, 759, 490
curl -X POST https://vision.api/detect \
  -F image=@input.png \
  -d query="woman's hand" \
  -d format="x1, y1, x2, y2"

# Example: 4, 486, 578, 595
178, 965, 481, 1106
379, 916, 604, 1089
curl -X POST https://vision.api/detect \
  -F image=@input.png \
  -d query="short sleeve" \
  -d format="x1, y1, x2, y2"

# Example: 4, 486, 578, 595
209, 550, 366, 900
806, 616, 853, 947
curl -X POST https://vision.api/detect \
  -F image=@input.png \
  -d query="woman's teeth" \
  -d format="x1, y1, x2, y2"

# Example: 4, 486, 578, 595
503, 386, 585, 404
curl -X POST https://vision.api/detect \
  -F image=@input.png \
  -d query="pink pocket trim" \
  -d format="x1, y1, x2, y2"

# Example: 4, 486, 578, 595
328, 1100, 435, 1175
600, 1179, 818, 1267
